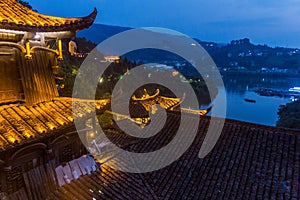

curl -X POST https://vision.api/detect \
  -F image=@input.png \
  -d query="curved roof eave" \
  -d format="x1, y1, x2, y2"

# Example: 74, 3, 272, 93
0, 2, 97, 33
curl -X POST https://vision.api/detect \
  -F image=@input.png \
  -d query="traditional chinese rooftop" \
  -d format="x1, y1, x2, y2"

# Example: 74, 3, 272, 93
49, 112, 300, 199
0, 98, 108, 152
110, 91, 207, 120
0, 1, 98, 105
131, 88, 183, 112
0, 0, 97, 32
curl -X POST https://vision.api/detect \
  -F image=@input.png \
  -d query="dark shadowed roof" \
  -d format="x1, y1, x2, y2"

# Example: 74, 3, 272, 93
51, 112, 300, 199
0, 0, 97, 32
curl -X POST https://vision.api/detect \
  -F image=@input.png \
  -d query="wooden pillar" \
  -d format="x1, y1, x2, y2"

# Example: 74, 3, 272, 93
25, 41, 32, 60
44, 148, 54, 164
57, 39, 63, 60
40, 33, 45, 47
0, 161, 5, 194
1, 165, 11, 194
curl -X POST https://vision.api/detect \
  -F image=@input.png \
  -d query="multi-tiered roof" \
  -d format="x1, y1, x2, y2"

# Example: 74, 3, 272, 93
0, 1, 99, 151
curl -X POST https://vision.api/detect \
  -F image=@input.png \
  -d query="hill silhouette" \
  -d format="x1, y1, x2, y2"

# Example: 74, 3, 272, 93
78, 24, 300, 74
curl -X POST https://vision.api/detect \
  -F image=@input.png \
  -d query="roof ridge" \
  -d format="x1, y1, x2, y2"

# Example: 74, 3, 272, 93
167, 110, 300, 134
0, 2, 97, 32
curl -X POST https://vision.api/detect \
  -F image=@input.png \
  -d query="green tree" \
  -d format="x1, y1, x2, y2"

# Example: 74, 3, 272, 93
277, 101, 300, 129
17, 0, 33, 9
17, 0, 38, 12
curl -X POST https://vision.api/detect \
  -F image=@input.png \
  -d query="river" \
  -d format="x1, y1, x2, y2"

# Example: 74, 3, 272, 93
209, 74, 300, 126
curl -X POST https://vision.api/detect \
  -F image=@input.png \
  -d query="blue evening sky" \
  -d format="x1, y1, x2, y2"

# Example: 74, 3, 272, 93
27, 0, 300, 48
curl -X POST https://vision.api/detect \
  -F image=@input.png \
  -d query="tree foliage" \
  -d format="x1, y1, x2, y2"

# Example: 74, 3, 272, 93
17, 0, 33, 10
58, 37, 136, 98
277, 101, 300, 129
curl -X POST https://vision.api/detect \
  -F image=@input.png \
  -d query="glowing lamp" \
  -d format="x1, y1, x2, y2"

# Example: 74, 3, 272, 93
25, 41, 32, 60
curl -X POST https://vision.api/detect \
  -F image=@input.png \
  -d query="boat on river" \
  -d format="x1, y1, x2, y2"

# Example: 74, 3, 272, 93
244, 98, 256, 103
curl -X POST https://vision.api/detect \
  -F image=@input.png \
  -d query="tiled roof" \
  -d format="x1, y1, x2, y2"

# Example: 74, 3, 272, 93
48, 165, 160, 200
0, 98, 108, 151
0, 0, 97, 32
51, 113, 300, 199
131, 89, 181, 111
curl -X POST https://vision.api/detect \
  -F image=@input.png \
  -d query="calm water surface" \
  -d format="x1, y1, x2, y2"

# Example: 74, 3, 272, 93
209, 75, 300, 126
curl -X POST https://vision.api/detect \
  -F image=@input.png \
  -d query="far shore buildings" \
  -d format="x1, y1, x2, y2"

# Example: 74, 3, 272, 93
0, 1, 300, 200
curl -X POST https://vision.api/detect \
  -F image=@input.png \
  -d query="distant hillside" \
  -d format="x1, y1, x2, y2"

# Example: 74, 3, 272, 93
77, 23, 131, 44
78, 24, 300, 74
209, 38, 300, 72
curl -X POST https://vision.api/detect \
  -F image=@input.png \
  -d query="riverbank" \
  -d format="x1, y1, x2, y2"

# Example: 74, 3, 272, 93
221, 71, 300, 78
252, 88, 300, 99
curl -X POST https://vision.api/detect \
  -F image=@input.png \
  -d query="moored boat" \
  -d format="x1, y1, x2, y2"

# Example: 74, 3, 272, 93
244, 98, 256, 103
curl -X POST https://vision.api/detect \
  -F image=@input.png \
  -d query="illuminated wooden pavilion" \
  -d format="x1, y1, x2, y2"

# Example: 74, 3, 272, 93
0, 1, 102, 199
0, 0, 97, 105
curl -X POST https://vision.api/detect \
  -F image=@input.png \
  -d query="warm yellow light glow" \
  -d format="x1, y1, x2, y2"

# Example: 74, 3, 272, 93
57, 39, 63, 60
96, 105, 101, 109
23, 131, 31, 138
104, 56, 120, 62
151, 104, 158, 114
180, 107, 209, 116
47, 123, 55, 130
25, 41, 32, 60
8, 136, 16, 144
172, 71, 179, 76
132, 89, 160, 101
38, 128, 45, 134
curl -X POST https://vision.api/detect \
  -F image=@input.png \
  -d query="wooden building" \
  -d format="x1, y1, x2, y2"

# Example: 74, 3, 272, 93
0, 0, 97, 105
0, 1, 105, 199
